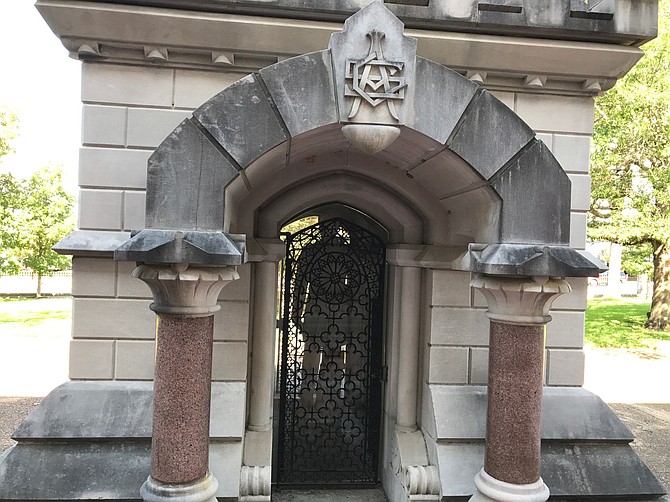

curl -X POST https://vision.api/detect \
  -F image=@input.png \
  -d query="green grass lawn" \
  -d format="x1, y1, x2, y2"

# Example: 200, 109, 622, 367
585, 298, 670, 349
0, 297, 71, 328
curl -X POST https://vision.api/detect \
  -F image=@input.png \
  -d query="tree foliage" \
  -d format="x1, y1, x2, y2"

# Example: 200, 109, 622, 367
0, 108, 19, 159
589, 0, 670, 330
0, 166, 75, 295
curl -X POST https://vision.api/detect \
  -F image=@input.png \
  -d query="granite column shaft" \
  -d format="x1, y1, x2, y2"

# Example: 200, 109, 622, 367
134, 264, 239, 502
470, 275, 570, 502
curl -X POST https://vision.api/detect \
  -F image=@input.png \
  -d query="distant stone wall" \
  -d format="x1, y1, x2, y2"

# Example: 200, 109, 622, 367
0, 271, 72, 296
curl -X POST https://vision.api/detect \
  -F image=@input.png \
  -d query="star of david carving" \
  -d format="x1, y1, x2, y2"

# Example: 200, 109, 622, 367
345, 30, 407, 121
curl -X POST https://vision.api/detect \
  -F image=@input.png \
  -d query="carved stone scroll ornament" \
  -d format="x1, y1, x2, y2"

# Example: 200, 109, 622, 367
405, 465, 440, 501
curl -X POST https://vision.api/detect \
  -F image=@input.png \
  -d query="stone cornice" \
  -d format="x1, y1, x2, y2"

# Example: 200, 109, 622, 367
77, 0, 659, 46
37, 0, 644, 96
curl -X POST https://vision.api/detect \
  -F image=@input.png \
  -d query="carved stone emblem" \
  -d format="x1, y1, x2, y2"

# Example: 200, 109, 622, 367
345, 30, 407, 121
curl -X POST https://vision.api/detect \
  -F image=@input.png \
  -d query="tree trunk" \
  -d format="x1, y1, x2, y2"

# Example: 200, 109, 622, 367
646, 242, 670, 331
36, 273, 42, 298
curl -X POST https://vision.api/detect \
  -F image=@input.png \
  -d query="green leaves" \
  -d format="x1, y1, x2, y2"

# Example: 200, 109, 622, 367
0, 165, 74, 276
0, 108, 19, 160
590, 0, 670, 248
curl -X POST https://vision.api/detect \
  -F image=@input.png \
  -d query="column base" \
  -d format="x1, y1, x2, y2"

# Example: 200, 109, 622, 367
140, 473, 218, 502
469, 469, 549, 502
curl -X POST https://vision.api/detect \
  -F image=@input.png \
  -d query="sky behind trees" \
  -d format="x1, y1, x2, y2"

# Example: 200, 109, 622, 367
0, 1, 80, 190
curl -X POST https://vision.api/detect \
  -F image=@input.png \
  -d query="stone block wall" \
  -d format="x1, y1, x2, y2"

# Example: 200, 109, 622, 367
70, 63, 250, 382
71, 63, 593, 388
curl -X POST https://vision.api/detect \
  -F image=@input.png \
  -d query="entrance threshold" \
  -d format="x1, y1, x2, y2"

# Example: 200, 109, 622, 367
272, 487, 387, 502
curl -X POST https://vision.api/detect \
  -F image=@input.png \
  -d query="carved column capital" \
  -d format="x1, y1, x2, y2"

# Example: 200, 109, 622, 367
133, 264, 239, 316
471, 275, 571, 325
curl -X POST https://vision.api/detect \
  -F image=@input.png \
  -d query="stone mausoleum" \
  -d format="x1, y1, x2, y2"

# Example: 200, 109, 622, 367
0, 1, 666, 501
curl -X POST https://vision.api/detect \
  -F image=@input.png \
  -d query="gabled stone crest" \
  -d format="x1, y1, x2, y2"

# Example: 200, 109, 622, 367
331, 1, 416, 126
330, 1, 417, 153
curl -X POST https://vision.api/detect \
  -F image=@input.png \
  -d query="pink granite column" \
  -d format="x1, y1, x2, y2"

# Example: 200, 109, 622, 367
134, 264, 239, 502
470, 275, 571, 502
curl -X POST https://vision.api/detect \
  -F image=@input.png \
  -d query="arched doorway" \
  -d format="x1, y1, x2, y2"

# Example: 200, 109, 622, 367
276, 213, 387, 486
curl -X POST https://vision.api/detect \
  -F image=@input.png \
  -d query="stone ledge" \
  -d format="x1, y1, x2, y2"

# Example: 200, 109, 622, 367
435, 442, 666, 500
13, 381, 246, 440
455, 243, 606, 278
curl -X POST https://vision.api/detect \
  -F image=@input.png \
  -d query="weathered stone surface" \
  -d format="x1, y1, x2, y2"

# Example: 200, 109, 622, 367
492, 139, 571, 244
435, 442, 666, 500
114, 229, 245, 266
430, 388, 665, 499
411, 57, 479, 144
193, 74, 287, 169
113, 0, 658, 45
542, 443, 667, 499
259, 50, 337, 138
13, 381, 245, 440
54, 230, 131, 257
458, 243, 605, 278
428, 385, 634, 441
146, 118, 237, 232
0, 442, 150, 500
447, 90, 535, 180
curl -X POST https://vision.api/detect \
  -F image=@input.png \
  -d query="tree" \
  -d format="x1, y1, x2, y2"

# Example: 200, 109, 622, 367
0, 166, 75, 296
589, 0, 670, 330
12, 166, 75, 296
0, 107, 19, 159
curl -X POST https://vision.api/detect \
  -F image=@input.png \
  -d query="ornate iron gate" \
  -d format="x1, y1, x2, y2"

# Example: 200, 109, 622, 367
277, 217, 386, 486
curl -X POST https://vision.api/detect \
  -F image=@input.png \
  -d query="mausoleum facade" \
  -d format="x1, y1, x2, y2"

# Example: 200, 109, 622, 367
0, 1, 666, 501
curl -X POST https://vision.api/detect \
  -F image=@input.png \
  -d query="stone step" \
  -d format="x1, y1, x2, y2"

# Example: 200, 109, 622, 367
272, 488, 388, 502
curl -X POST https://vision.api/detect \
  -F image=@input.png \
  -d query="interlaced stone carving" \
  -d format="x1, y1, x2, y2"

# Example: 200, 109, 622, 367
345, 30, 407, 121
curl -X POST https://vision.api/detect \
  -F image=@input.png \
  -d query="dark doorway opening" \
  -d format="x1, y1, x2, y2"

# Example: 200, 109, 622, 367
275, 216, 386, 487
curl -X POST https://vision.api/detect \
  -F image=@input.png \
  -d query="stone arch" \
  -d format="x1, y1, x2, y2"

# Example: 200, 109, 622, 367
143, 55, 568, 245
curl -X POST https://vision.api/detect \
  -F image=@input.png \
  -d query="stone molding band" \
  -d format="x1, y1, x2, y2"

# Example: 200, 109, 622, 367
471, 469, 549, 502
140, 473, 218, 502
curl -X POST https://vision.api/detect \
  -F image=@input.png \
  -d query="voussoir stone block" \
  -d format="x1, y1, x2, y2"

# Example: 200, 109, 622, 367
259, 50, 337, 138
492, 139, 571, 245
193, 73, 288, 168
412, 57, 479, 144
447, 90, 535, 180
146, 118, 238, 231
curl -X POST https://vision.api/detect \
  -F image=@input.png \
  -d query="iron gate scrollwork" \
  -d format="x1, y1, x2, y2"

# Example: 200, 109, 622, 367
278, 217, 386, 486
